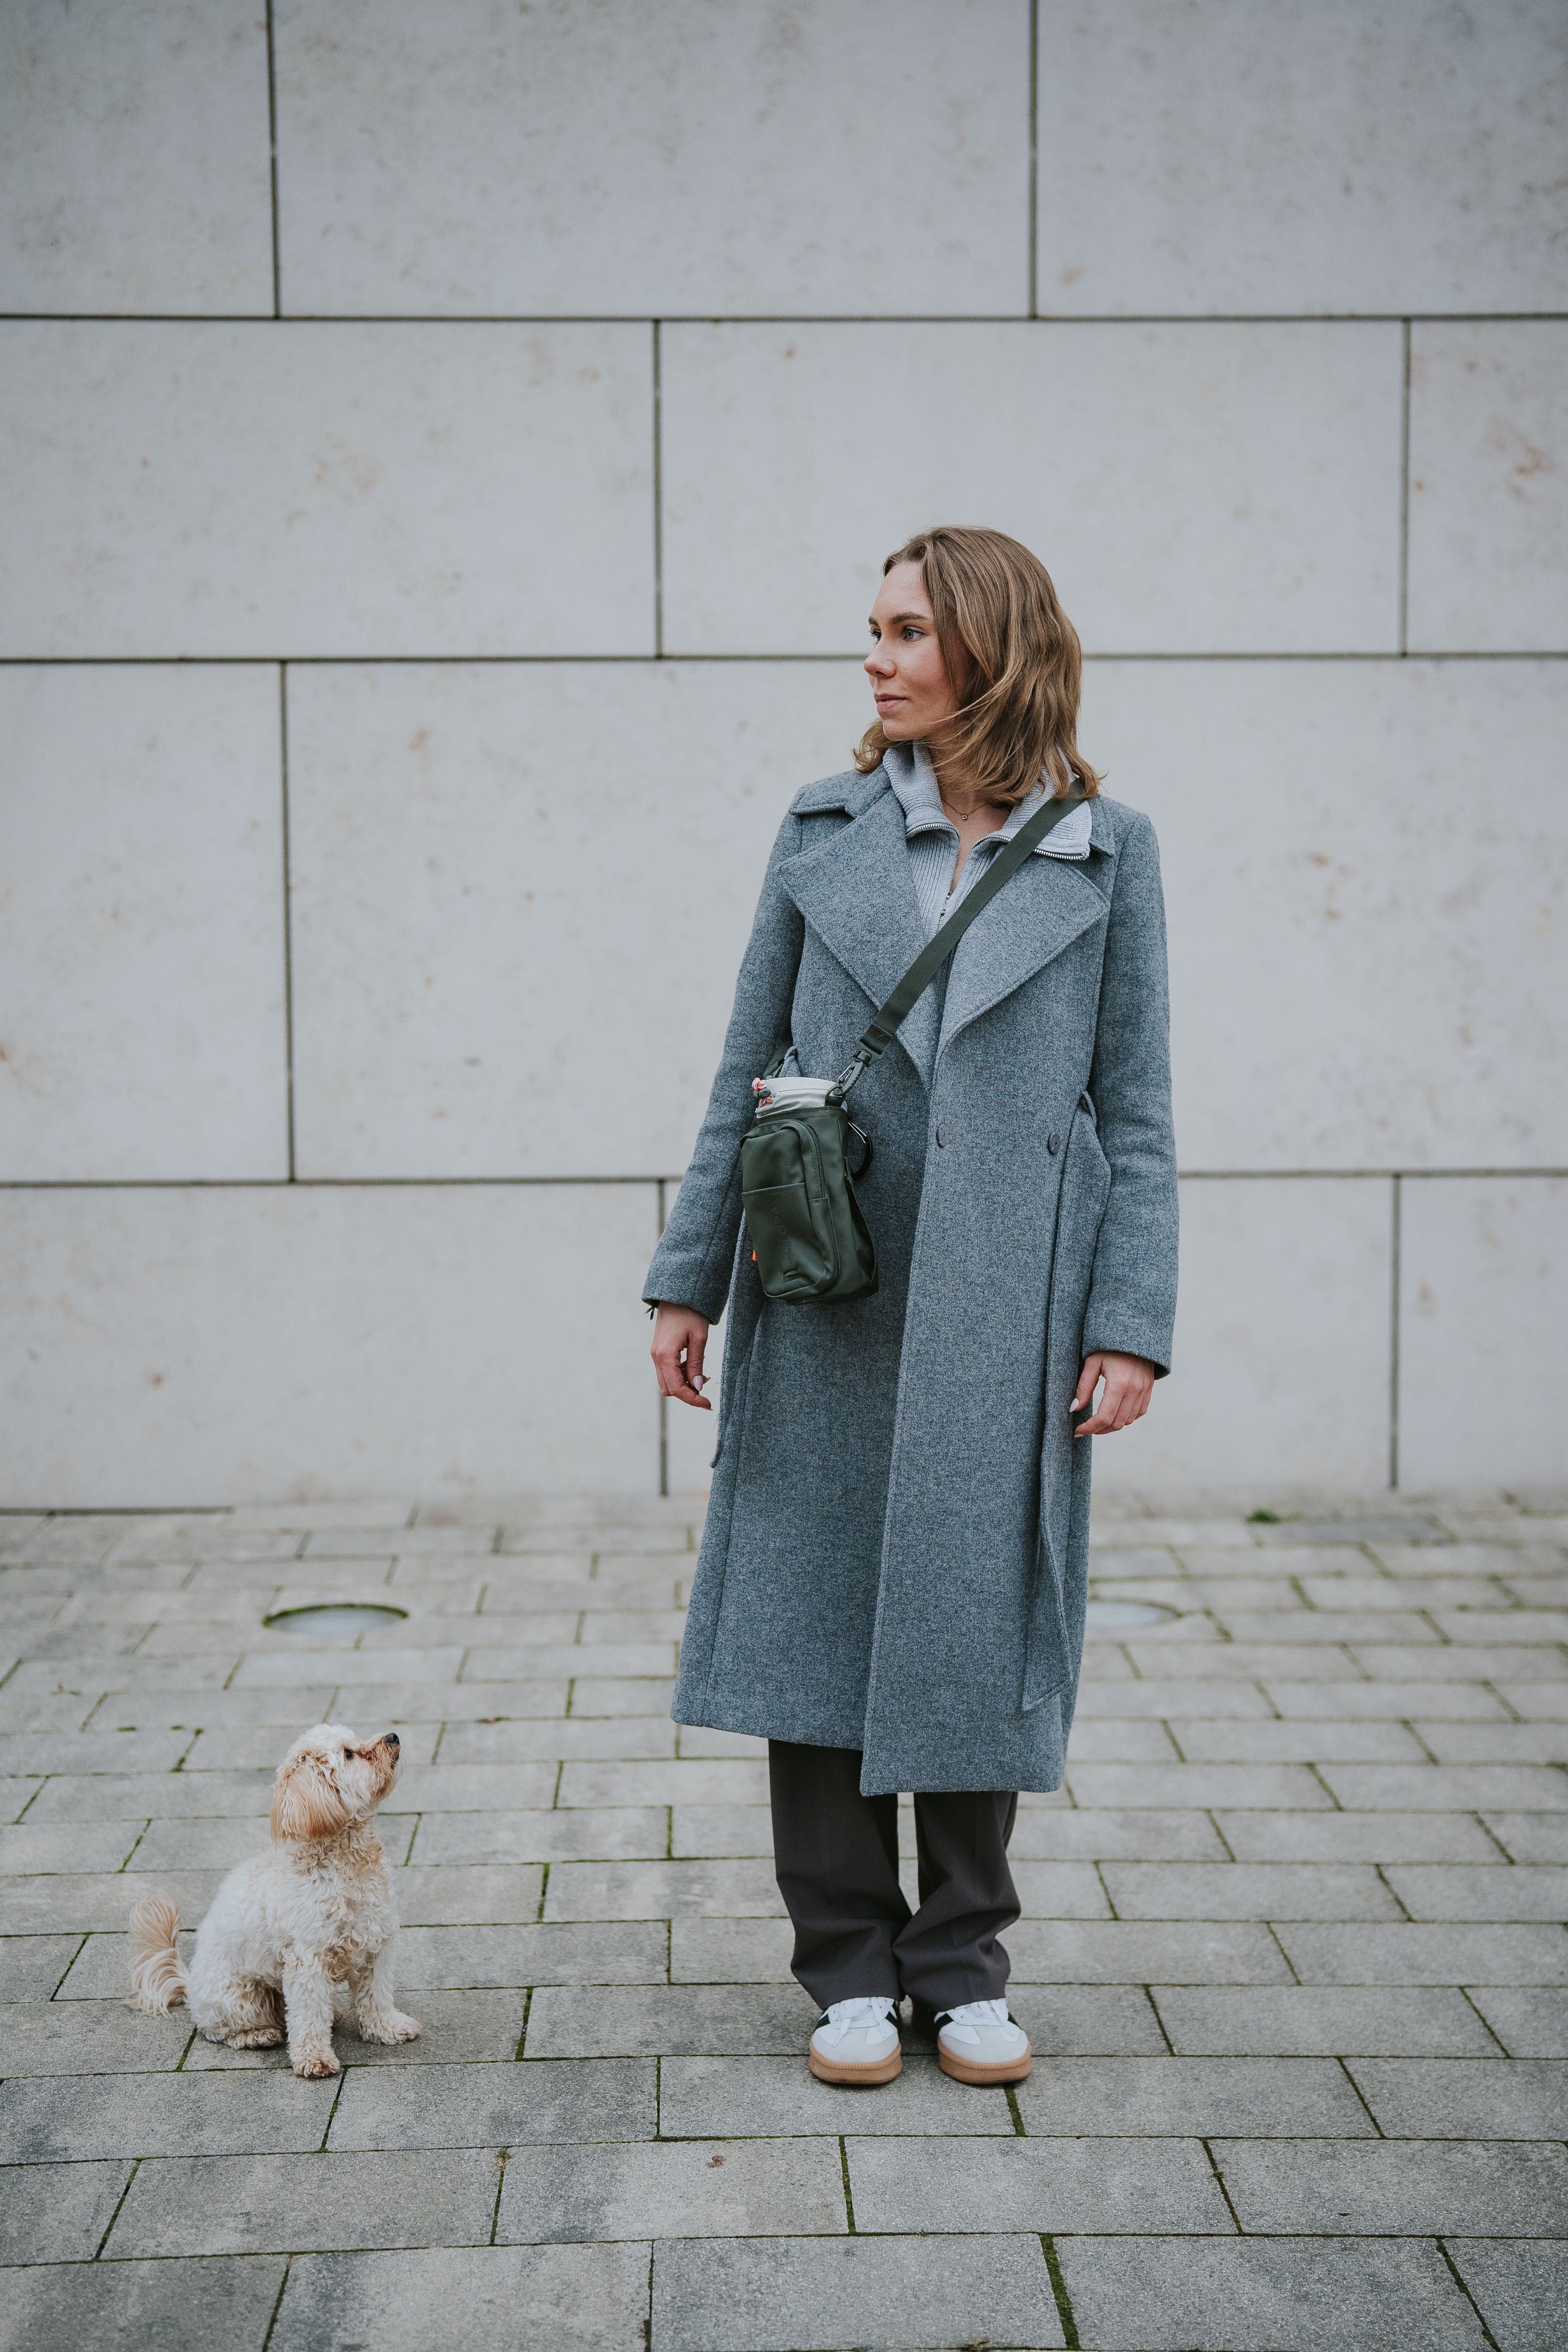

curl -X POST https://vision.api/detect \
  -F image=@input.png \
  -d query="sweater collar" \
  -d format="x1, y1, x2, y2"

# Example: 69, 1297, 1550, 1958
881, 738, 1093, 859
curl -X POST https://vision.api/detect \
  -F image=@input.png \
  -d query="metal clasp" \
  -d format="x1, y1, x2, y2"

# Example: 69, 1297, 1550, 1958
827, 1051, 871, 1106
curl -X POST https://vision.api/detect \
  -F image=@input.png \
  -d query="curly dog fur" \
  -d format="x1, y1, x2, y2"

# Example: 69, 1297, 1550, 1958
128, 1722, 419, 2078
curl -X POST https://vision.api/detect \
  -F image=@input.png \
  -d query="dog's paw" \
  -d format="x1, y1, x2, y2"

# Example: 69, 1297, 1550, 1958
358, 2009, 421, 2044
292, 2047, 340, 2079
228, 2029, 284, 2048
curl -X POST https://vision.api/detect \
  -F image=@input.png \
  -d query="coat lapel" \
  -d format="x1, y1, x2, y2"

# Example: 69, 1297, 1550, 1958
781, 773, 1120, 1080
937, 849, 1112, 1065
779, 780, 930, 1064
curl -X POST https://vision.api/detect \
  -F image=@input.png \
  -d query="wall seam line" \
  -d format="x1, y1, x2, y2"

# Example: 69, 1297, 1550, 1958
264, 0, 282, 318
1028, 0, 1039, 318
0, 1179, 680, 1196
1389, 1170, 1402, 1490
278, 664, 296, 1181
1399, 317, 1412, 654
0, 1169, 1562, 1193
656, 1177, 669, 1499
2, 650, 1564, 669
652, 320, 664, 658
0, 309, 1562, 326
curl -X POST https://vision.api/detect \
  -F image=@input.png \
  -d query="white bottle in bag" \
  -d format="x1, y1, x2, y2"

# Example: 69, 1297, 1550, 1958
752, 1074, 836, 1116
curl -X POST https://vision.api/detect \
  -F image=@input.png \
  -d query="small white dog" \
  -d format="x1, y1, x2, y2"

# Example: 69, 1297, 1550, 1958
128, 1722, 420, 2078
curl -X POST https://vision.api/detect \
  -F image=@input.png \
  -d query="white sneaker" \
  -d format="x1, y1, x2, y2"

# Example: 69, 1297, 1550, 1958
807, 1996, 903, 2085
934, 1997, 1032, 2084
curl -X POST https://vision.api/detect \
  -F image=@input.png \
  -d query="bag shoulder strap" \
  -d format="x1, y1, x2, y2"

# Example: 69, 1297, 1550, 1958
830, 782, 1085, 1101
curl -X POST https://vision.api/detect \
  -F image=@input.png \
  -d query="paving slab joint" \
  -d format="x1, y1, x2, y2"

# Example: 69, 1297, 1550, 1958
1200, 2138, 1244, 2233
94, 2156, 138, 2257
1456, 1988, 1511, 2054
1337, 2055, 1386, 2134
1375, 1860, 1414, 1919
1474, 1815, 1517, 1863
318, 2065, 347, 2152
1206, 1809, 1238, 1863
1264, 1922, 1302, 1984
839, 2132, 857, 2232
1039, 2233, 1080, 2348
1437, 2236, 1504, 2350
1144, 1984, 1177, 2053
260, 2252, 293, 2352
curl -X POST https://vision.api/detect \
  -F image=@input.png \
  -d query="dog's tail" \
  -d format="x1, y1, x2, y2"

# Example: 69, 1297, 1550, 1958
127, 1896, 188, 2014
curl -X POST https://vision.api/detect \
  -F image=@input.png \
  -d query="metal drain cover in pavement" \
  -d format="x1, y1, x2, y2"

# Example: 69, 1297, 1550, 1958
1084, 1599, 1180, 1630
262, 1604, 408, 1637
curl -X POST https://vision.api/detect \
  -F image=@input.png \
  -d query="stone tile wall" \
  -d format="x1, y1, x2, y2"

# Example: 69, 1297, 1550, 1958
0, 2, 1563, 1503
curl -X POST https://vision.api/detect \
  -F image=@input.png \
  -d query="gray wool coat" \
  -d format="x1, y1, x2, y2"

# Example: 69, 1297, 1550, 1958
644, 760, 1178, 1796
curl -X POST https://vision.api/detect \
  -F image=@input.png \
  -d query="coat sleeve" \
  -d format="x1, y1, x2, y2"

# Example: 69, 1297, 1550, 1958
642, 810, 806, 1323
1081, 809, 1179, 1377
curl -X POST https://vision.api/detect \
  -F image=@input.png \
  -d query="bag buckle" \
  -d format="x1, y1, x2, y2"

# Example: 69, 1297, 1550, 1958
827, 1044, 877, 1105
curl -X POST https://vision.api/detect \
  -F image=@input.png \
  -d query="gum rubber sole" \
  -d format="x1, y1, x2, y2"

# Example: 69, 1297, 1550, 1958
808, 2045, 903, 2086
937, 2043, 1033, 2086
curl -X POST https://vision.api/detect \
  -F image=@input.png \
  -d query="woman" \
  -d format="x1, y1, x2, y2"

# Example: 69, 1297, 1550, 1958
647, 527, 1176, 2090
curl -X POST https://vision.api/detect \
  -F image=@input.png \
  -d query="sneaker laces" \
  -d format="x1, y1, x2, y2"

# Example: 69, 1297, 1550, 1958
942, 1998, 1011, 2028
816, 1995, 897, 2047
937, 1997, 1022, 2047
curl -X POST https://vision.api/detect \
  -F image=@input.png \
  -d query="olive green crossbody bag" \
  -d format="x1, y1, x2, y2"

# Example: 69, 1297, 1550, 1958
739, 784, 1086, 1305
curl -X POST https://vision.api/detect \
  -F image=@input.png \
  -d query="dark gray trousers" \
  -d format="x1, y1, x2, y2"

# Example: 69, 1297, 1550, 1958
768, 1740, 1019, 2011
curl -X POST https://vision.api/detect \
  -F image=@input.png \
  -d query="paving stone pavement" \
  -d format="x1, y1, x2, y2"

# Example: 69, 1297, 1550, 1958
2, 1488, 1567, 2350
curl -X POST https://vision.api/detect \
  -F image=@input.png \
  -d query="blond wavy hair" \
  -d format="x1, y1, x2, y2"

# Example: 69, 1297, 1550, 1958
855, 526, 1100, 806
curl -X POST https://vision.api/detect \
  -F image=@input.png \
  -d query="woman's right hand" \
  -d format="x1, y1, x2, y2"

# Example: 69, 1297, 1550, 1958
651, 1303, 713, 1410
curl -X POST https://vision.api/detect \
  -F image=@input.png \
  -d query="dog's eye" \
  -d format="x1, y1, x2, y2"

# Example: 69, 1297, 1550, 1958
342, 1746, 352, 1760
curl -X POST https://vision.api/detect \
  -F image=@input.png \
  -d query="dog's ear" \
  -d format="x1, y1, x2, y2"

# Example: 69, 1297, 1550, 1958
271, 1749, 351, 1842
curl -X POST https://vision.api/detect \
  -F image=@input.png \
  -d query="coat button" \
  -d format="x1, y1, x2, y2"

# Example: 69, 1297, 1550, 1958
935, 1122, 947, 1147
1047, 1132, 1061, 1155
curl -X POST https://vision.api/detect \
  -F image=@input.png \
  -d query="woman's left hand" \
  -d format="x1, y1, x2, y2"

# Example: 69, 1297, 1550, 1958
1071, 1351, 1157, 1436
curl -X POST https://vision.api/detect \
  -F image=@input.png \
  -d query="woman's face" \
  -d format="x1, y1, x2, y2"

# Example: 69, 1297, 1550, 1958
864, 561, 962, 741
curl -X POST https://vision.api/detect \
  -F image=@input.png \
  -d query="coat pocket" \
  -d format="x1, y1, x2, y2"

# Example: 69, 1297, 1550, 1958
1023, 1097, 1109, 1712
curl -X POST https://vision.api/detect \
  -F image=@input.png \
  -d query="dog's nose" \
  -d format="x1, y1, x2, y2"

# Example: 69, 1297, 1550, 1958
382, 1732, 400, 1750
